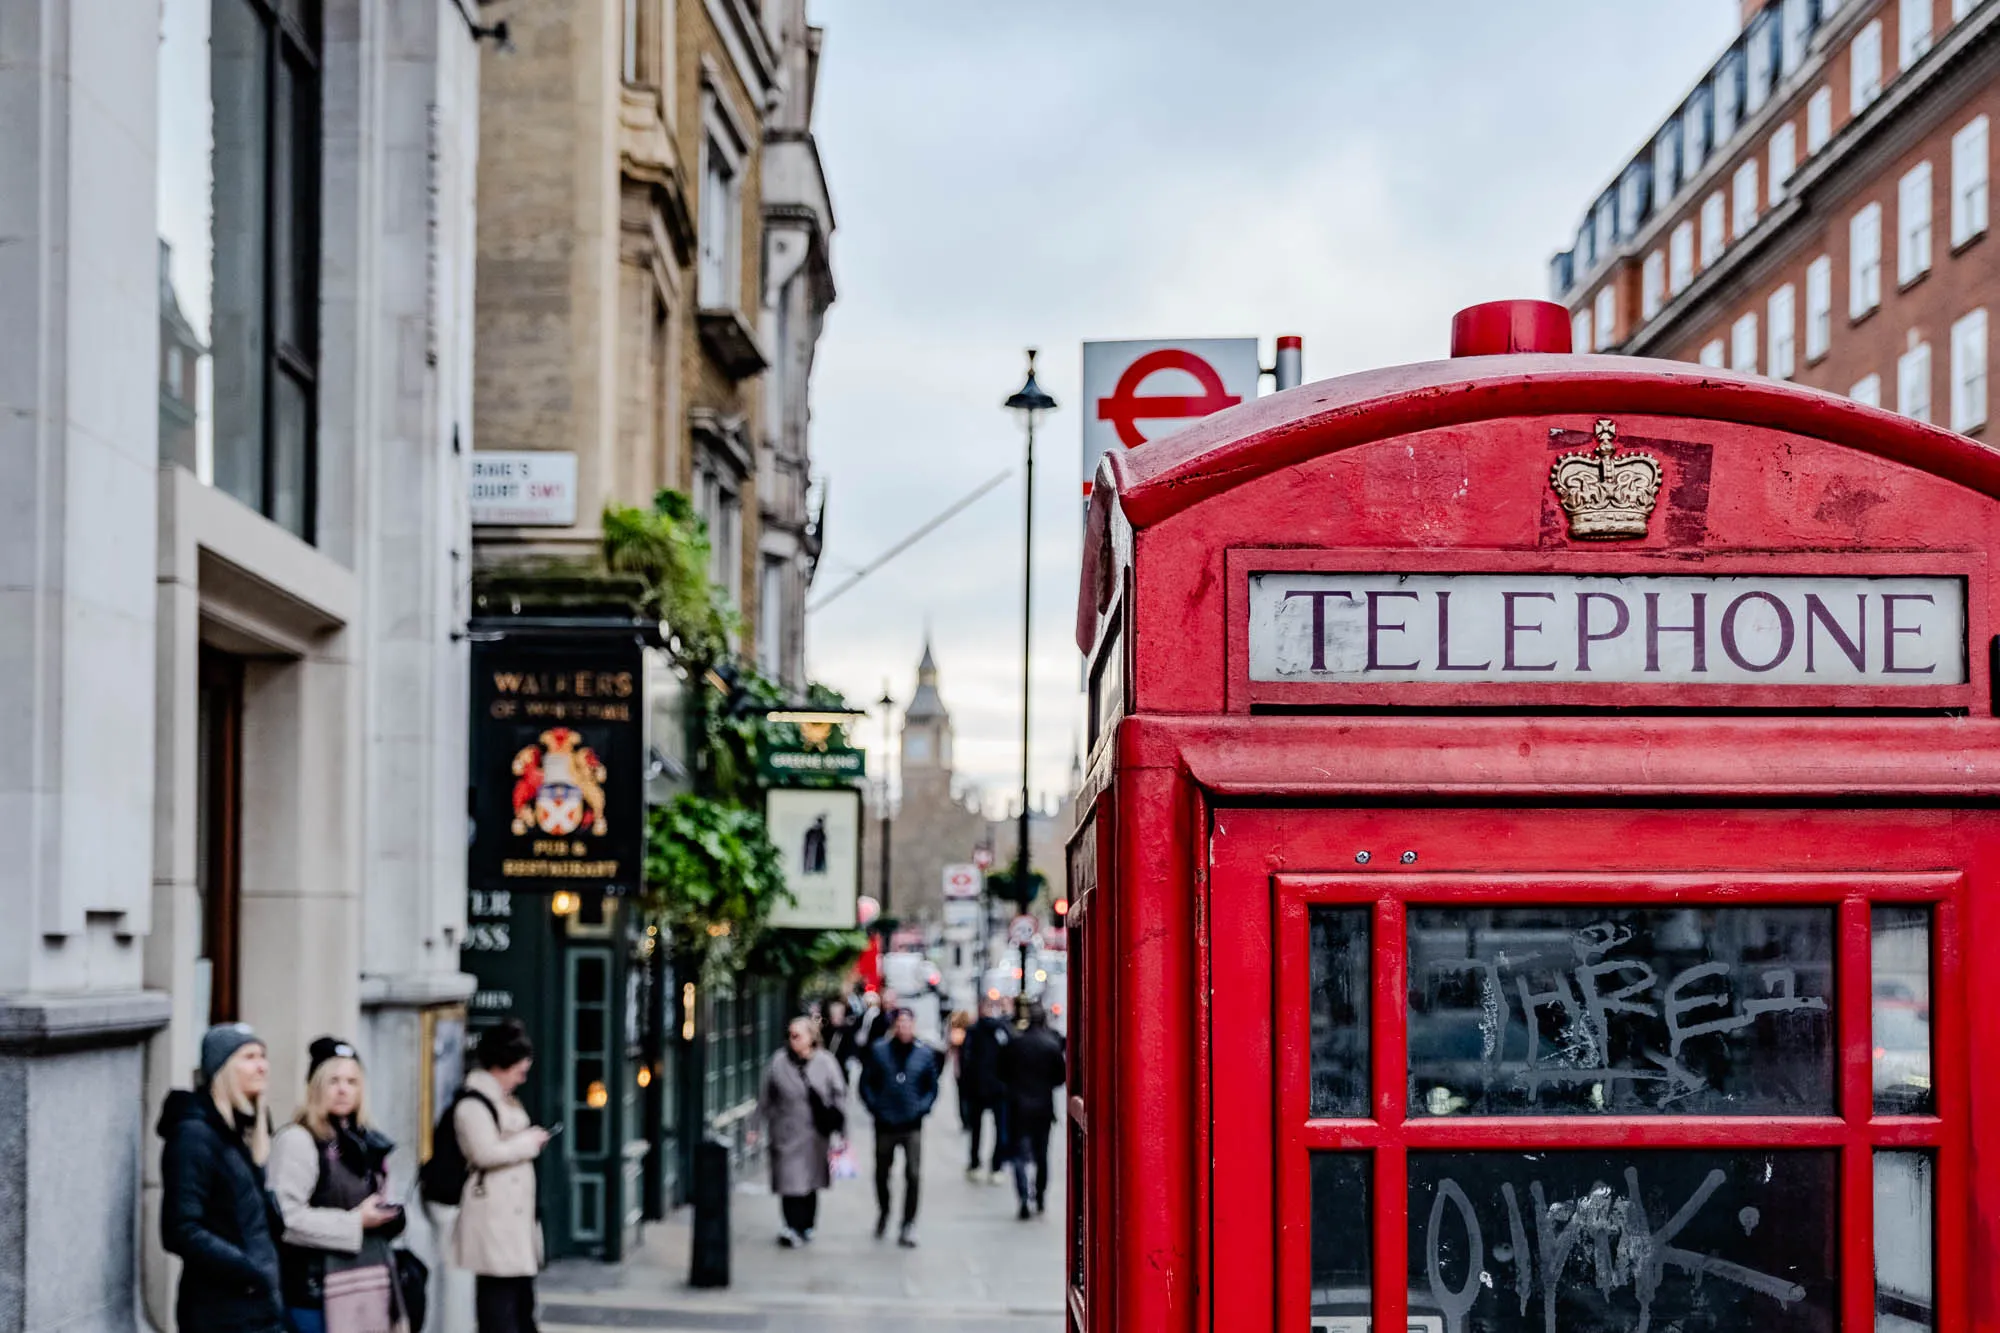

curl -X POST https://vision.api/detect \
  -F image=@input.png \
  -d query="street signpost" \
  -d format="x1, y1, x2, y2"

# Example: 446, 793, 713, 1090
942, 863, 981, 900
757, 745, 865, 781
1081, 339, 1261, 498
470, 451, 579, 526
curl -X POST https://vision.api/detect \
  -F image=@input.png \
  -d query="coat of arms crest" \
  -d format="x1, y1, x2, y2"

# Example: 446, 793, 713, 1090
510, 727, 609, 837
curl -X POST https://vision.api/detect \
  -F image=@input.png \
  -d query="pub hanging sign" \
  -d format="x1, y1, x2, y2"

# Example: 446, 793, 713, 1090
470, 635, 644, 894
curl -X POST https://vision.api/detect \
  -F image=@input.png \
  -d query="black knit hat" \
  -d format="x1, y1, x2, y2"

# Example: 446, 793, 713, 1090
307, 1036, 360, 1080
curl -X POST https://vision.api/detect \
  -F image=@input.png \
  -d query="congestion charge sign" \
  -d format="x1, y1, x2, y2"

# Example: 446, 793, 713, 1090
1247, 572, 1968, 686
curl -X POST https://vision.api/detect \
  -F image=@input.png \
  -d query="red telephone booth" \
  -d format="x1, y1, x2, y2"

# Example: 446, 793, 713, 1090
1065, 301, 2000, 1333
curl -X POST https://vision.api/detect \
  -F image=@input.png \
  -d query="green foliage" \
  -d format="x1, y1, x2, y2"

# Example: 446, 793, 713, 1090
603, 490, 736, 668
747, 927, 870, 993
987, 855, 1049, 909
697, 666, 856, 804
642, 795, 790, 979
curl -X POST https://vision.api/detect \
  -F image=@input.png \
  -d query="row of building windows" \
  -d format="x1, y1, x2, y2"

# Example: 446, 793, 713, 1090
1575, 111, 1990, 353
1557, 0, 1986, 303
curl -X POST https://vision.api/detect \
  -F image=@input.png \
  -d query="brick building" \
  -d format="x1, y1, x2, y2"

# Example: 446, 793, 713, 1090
1554, 0, 1996, 433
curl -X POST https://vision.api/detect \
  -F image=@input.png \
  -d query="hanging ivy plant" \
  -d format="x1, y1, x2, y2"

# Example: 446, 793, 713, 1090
602, 489, 736, 669
642, 794, 790, 980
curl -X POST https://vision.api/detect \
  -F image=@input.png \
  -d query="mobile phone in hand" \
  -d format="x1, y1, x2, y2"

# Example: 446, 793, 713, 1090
545, 1122, 565, 1138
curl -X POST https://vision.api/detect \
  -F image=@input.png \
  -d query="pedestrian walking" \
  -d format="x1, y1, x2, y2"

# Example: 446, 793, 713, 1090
451, 1020, 551, 1333
959, 999, 1012, 1184
756, 1017, 849, 1247
857, 1008, 939, 1248
269, 1037, 407, 1333
822, 996, 860, 1079
159, 1022, 285, 1333
997, 1001, 1066, 1220
862, 987, 899, 1047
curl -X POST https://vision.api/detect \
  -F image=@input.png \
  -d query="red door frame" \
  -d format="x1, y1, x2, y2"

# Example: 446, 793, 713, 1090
1210, 802, 1985, 1331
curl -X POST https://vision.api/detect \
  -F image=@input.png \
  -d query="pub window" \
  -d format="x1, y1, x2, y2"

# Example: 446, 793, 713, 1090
159, 0, 321, 543
1900, 0, 1933, 69
1769, 122, 1796, 205
1950, 308, 1987, 433
1951, 115, 1989, 248
1768, 283, 1797, 381
1702, 191, 1727, 266
1852, 371, 1883, 406
1899, 161, 1934, 285
1852, 201, 1884, 317
1806, 254, 1833, 361
1642, 251, 1666, 321
1853, 20, 1884, 114
1898, 340, 1934, 423
1670, 221, 1695, 294
1731, 310, 1759, 373
1808, 85, 1833, 154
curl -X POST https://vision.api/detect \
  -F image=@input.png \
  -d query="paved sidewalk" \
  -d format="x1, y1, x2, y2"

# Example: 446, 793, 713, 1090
541, 1077, 1065, 1332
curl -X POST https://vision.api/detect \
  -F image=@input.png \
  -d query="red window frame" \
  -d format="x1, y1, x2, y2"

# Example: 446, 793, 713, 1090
1269, 870, 1968, 1332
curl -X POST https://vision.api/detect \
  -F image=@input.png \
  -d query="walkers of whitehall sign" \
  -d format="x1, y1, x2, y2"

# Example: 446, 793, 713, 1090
1247, 573, 1967, 686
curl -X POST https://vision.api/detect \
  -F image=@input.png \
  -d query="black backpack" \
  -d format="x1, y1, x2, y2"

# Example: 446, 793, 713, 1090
418, 1089, 496, 1206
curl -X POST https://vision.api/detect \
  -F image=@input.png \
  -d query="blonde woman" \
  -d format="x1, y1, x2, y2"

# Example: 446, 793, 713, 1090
159, 1022, 286, 1333
269, 1038, 407, 1333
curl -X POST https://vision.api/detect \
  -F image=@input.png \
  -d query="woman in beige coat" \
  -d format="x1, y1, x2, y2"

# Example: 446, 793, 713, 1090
451, 1021, 548, 1333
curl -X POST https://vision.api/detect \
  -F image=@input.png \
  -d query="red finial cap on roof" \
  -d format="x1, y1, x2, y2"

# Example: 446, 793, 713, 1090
1450, 300, 1574, 357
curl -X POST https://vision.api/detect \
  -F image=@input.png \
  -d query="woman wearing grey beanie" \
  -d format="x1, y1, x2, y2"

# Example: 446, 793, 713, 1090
158, 1022, 285, 1333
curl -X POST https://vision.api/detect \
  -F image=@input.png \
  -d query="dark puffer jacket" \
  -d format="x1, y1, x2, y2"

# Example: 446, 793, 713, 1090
859, 1037, 941, 1131
158, 1089, 285, 1333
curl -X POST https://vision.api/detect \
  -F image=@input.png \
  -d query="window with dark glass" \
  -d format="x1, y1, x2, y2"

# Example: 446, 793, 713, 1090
1308, 907, 1371, 1117
211, 0, 320, 541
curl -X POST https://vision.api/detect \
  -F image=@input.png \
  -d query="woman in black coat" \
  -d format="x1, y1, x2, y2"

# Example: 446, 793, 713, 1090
160, 1022, 286, 1333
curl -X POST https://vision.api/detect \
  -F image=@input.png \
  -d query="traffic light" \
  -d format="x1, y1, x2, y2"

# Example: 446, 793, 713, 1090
1053, 897, 1069, 918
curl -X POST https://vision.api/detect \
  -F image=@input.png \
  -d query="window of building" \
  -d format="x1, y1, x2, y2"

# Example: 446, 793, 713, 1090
1732, 311, 1760, 372
623, 0, 640, 82
1769, 284, 1797, 379
1900, 0, 1933, 68
1687, 86, 1714, 173
1654, 122, 1681, 202
758, 558, 786, 677
1770, 123, 1797, 204
1575, 221, 1595, 277
1734, 160, 1760, 238
1702, 191, 1727, 265
1716, 50, 1744, 143
196, 648, 245, 1024
1953, 114, 1990, 247
1572, 309, 1592, 354
1807, 254, 1833, 360
1853, 372, 1883, 405
1746, 14, 1776, 115
1700, 338, 1727, 367
1782, 0, 1813, 74
698, 129, 743, 309
1594, 197, 1616, 260
694, 462, 743, 606
1852, 202, 1884, 317
1594, 286, 1617, 350
1643, 251, 1667, 320
161, 0, 322, 543
1899, 341, 1933, 421
1808, 86, 1834, 153
1549, 252, 1574, 299
1853, 21, 1884, 113
1954, 0, 1976, 20
1619, 166, 1649, 238
1952, 308, 1988, 431
1899, 161, 1934, 284
1671, 221, 1696, 293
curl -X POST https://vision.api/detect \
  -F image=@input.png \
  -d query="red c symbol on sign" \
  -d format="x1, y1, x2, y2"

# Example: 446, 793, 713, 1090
1096, 348, 1243, 448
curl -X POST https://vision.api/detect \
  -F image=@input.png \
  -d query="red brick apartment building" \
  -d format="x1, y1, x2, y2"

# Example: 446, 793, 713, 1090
1555, 0, 1999, 433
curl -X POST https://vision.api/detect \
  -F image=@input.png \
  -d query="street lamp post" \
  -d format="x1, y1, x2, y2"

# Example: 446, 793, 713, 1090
1005, 350, 1056, 1018
877, 684, 894, 930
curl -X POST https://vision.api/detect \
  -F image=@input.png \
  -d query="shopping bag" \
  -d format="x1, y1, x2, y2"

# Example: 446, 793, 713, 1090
829, 1140, 859, 1181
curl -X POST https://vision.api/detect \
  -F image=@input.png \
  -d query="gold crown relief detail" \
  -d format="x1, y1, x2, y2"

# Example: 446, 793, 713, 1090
1549, 420, 1663, 540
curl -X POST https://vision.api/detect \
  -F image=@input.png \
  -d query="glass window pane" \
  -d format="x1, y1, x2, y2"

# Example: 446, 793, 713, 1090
1309, 1153, 1372, 1326
1872, 906, 1934, 1114
1309, 906, 1370, 1117
1408, 906, 1835, 1116
210, 0, 269, 514
1407, 1149, 1839, 1333
271, 371, 311, 538
1875, 1151, 1935, 1331
273, 52, 317, 358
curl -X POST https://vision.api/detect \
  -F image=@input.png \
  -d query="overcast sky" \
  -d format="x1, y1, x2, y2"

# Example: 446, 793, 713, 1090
801, 1, 1740, 810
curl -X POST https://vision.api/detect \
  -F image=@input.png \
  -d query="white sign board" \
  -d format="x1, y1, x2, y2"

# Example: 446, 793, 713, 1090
942, 863, 982, 901
471, 452, 579, 526
943, 899, 981, 929
1081, 339, 1260, 497
1248, 573, 1966, 686
765, 788, 861, 928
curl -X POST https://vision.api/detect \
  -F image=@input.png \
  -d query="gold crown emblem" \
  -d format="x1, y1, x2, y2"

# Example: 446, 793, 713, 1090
1549, 420, 1662, 540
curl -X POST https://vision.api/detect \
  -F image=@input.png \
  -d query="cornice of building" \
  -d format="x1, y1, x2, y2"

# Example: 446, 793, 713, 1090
1624, 5, 2000, 355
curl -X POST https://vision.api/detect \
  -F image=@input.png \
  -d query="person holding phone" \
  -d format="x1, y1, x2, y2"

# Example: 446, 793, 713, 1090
268, 1037, 407, 1333
453, 1020, 550, 1333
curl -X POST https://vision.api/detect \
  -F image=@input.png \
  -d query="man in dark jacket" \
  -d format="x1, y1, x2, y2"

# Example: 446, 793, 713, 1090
997, 1001, 1067, 1220
960, 999, 1012, 1182
159, 1023, 286, 1333
858, 1008, 939, 1248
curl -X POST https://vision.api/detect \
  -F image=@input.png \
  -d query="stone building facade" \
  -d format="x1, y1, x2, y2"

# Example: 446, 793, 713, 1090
1554, 0, 1999, 437
472, 0, 833, 685
1, 3, 483, 1331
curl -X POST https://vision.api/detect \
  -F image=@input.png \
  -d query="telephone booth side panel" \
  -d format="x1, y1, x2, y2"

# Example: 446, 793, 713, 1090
1077, 349, 2000, 1333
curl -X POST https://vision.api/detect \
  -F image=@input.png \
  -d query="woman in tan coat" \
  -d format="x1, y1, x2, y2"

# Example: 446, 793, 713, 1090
451, 1021, 548, 1333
